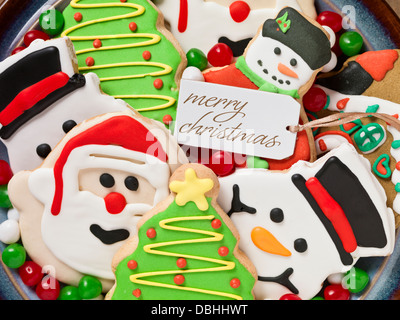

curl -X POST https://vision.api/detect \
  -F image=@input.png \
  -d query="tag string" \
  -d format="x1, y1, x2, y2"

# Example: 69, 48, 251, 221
288, 112, 400, 133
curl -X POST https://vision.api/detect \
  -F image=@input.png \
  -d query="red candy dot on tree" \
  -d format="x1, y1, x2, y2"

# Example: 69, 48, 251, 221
132, 288, 141, 298
153, 78, 163, 89
316, 11, 343, 33
0, 160, 13, 185
324, 284, 350, 300
230, 278, 241, 288
85, 57, 95, 67
36, 276, 60, 300
11, 46, 26, 55
129, 22, 137, 32
93, 39, 102, 48
174, 274, 185, 285
211, 219, 222, 229
207, 43, 234, 67
74, 12, 83, 22
142, 50, 151, 60
229, 1, 251, 23
218, 246, 229, 257
207, 151, 235, 177
147, 228, 157, 239
127, 260, 138, 270
19, 261, 43, 287
163, 114, 173, 126
176, 258, 187, 269
303, 86, 328, 112
280, 293, 302, 300
23, 30, 50, 47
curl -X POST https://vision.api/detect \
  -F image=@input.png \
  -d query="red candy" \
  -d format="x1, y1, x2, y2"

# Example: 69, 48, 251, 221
176, 258, 187, 269
317, 11, 343, 33
303, 86, 328, 112
153, 78, 163, 89
207, 151, 235, 177
163, 114, 173, 126
324, 284, 350, 300
129, 22, 137, 32
142, 50, 151, 60
229, 1, 251, 23
230, 278, 241, 288
174, 274, 185, 285
280, 293, 302, 300
132, 288, 141, 298
147, 227, 157, 239
218, 246, 229, 257
11, 46, 26, 55
0, 160, 13, 185
127, 260, 138, 270
36, 276, 60, 300
207, 43, 233, 67
23, 30, 50, 47
19, 261, 42, 286
211, 218, 222, 229
85, 57, 95, 67
74, 12, 83, 22
93, 39, 102, 48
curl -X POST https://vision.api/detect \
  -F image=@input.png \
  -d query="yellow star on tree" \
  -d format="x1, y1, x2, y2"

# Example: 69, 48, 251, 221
169, 168, 214, 211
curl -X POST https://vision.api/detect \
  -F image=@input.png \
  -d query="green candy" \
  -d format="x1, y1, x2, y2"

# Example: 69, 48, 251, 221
78, 275, 102, 300
339, 31, 364, 57
0, 185, 12, 208
344, 267, 369, 293
39, 9, 65, 36
59, 286, 82, 300
186, 48, 208, 71
2, 243, 26, 268
311, 296, 325, 300
247, 156, 269, 169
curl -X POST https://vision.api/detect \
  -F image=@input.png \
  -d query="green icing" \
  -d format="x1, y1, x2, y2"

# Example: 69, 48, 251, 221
110, 199, 255, 300
61, 0, 185, 124
354, 123, 385, 153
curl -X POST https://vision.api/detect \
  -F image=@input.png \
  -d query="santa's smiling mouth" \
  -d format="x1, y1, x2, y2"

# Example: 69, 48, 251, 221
89, 224, 130, 245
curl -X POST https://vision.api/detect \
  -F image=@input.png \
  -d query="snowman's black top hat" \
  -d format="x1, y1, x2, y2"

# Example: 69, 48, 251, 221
262, 7, 332, 70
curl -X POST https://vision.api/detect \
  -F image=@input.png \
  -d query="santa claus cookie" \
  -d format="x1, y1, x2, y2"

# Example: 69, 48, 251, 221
155, 0, 316, 57
217, 143, 396, 300
8, 109, 188, 293
0, 37, 130, 174
107, 163, 257, 300
184, 7, 333, 170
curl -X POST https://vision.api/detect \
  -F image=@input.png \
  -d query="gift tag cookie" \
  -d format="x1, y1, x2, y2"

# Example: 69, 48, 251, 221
60, 0, 187, 124
217, 143, 395, 300
107, 163, 257, 300
8, 109, 188, 292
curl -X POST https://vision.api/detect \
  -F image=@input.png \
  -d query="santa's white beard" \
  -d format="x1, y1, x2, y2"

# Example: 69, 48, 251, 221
41, 189, 152, 280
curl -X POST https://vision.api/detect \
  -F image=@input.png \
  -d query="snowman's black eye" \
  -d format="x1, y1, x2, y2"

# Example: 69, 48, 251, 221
270, 208, 284, 223
36, 144, 52, 158
290, 59, 297, 67
100, 173, 115, 188
125, 176, 139, 191
62, 120, 77, 133
274, 47, 281, 55
294, 238, 308, 253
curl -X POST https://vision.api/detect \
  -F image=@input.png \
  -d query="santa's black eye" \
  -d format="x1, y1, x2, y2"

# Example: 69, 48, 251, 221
125, 176, 139, 191
274, 47, 281, 55
62, 120, 77, 133
290, 59, 297, 67
36, 144, 52, 158
100, 173, 115, 188
270, 208, 284, 223
294, 238, 308, 253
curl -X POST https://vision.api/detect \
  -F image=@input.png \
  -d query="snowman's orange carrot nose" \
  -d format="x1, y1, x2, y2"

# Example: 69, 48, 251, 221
278, 63, 299, 79
251, 226, 291, 256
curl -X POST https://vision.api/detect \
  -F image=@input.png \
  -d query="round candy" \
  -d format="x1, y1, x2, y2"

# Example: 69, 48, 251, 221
280, 293, 302, 300
59, 286, 82, 300
74, 12, 83, 22
19, 261, 43, 286
302, 87, 328, 112
23, 30, 50, 47
207, 43, 234, 67
211, 218, 222, 229
316, 11, 343, 33
132, 288, 141, 298
85, 56, 95, 67
129, 22, 137, 32
344, 267, 369, 294
147, 227, 157, 239
174, 274, 185, 285
39, 9, 65, 36
339, 31, 364, 57
163, 114, 173, 126
323, 284, 350, 300
153, 78, 164, 89
0, 219, 20, 244
2, 243, 26, 268
0, 185, 11, 209
207, 151, 235, 177
0, 160, 13, 185
229, 1, 251, 23
142, 50, 151, 60
11, 46, 26, 55
186, 48, 208, 71
78, 275, 102, 300
230, 278, 241, 289
127, 260, 138, 270
36, 276, 60, 300
218, 246, 229, 257
93, 39, 102, 48
176, 258, 187, 269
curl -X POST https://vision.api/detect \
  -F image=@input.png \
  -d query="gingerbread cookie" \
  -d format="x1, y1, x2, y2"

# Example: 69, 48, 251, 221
8, 109, 188, 293
217, 143, 396, 300
155, 0, 316, 58
107, 163, 257, 300
60, 0, 187, 125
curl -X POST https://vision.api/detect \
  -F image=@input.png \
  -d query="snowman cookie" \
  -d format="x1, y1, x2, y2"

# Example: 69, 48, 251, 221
0, 37, 130, 174
8, 109, 188, 291
217, 143, 396, 300
155, 0, 316, 57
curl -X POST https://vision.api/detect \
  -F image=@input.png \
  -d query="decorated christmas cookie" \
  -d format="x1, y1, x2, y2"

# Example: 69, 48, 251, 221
0, 37, 130, 174
217, 143, 395, 300
60, 0, 187, 124
7, 109, 188, 292
188, 7, 333, 170
155, 0, 317, 58
107, 163, 257, 300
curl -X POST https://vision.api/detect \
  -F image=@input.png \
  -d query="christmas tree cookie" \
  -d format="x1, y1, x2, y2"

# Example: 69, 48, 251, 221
61, 0, 186, 124
107, 163, 257, 300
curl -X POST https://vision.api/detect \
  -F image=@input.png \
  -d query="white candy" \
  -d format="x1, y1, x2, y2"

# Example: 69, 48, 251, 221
0, 219, 20, 244
7, 208, 20, 221
327, 272, 345, 285
182, 67, 205, 82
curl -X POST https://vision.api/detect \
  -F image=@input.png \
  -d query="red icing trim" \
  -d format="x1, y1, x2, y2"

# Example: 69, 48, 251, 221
51, 115, 168, 216
337, 98, 350, 110
178, 0, 188, 33
0, 72, 69, 126
318, 139, 327, 152
356, 50, 399, 81
305, 177, 357, 253
377, 159, 388, 176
